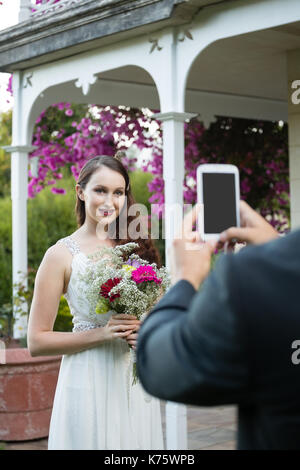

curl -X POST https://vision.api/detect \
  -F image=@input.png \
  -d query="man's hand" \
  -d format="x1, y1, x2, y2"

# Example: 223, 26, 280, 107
125, 325, 140, 350
168, 204, 217, 291
218, 200, 279, 250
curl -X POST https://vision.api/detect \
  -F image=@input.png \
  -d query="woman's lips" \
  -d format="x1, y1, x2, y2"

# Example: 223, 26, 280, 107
100, 210, 114, 216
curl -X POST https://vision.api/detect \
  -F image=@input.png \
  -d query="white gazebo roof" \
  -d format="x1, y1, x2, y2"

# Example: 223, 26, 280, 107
0, 0, 299, 124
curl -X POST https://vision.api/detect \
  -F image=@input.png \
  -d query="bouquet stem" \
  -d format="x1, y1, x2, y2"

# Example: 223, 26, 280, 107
132, 361, 138, 386
130, 347, 138, 386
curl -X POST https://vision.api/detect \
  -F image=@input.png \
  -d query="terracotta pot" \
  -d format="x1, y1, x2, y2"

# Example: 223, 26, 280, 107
0, 348, 61, 441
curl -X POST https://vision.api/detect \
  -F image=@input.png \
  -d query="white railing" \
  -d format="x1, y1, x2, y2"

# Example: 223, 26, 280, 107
19, 0, 84, 22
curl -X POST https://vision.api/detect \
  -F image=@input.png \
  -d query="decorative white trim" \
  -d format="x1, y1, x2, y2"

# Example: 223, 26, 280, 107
197, 112, 217, 129
2, 145, 37, 153
31, 0, 82, 18
149, 37, 163, 53
23, 72, 33, 89
153, 111, 197, 122
177, 29, 194, 43
3, 146, 39, 177
75, 73, 97, 96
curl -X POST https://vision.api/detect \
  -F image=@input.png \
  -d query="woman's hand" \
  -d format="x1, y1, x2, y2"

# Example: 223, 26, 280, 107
103, 314, 140, 342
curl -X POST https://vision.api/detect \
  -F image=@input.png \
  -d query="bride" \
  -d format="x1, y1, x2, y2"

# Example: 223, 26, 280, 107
27, 152, 164, 450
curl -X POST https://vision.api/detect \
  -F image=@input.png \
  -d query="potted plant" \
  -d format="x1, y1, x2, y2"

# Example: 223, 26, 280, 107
0, 268, 63, 442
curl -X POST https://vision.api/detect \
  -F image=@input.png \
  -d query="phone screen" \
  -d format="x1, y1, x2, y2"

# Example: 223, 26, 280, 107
203, 173, 237, 233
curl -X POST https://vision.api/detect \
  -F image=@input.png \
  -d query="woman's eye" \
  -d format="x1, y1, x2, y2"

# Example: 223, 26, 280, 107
95, 189, 123, 195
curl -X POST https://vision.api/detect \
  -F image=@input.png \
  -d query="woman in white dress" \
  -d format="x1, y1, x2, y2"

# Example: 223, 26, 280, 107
27, 153, 164, 450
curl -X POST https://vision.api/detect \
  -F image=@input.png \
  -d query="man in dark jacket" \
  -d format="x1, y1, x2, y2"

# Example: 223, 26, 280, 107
136, 201, 300, 450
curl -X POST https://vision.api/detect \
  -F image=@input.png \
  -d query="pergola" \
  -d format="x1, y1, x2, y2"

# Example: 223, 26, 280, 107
1, 0, 300, 449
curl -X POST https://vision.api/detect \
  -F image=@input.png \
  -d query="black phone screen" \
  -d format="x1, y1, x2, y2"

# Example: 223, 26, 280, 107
203, 173, 237, 233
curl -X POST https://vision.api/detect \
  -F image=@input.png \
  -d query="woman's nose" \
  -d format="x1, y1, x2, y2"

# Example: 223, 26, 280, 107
104, 192, 114, 205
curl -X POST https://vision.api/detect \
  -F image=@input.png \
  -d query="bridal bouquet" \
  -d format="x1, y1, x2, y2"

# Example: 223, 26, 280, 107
78, 242, 171, 385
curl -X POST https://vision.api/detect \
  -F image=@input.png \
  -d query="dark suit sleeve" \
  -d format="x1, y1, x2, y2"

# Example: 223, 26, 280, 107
136, 254, 251, 406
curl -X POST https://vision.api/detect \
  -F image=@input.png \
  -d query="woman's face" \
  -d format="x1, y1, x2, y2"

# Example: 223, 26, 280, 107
76, 166, 126, 228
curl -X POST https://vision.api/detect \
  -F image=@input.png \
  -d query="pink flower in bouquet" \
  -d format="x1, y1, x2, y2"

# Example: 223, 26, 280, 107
131, 266, 162, 285
100, 277, 122, 301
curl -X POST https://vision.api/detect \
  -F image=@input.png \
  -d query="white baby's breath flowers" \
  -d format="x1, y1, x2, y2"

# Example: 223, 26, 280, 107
78, 242, 171, 319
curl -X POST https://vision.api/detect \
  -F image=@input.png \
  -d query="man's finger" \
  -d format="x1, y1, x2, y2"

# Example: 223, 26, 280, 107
184, 230, 202, 243
112, 314, 137, 319
219, 227, 250, 244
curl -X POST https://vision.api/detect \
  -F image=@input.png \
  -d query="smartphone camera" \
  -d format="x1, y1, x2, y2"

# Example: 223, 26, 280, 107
197, 164, 240, 241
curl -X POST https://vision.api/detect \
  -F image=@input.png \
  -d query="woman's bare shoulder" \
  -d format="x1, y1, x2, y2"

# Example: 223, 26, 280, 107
42, 240, 72, 267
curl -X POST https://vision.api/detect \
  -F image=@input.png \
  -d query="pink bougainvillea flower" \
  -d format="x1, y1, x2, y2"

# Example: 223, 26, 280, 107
51, 187, 66, 195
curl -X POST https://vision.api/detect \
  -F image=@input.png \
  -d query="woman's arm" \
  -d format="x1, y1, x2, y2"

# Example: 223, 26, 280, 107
27, 245, 134, 357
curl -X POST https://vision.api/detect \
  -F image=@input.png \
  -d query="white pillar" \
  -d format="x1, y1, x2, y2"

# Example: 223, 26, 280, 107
153, 111, 196, 450
154, 112, 196, 266
287, 50, 300, 229
2, 145, 36, 338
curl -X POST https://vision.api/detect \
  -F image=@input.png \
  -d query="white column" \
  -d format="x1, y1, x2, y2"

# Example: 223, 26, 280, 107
2, 145, 36, 338
287, 50, 300, 229
153, 111, 196, 450
154, 112, 196, 266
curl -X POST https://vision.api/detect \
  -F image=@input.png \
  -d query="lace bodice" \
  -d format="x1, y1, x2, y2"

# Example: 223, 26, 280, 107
56, 235, 118, 332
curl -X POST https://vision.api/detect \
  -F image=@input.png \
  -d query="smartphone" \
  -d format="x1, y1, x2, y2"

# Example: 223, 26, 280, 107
196, 164, 240, 241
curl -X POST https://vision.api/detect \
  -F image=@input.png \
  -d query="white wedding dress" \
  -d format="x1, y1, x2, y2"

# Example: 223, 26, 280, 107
48, 235, 164, 450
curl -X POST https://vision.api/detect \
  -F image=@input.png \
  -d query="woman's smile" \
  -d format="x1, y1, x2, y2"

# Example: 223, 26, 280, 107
99, 209, 115, 216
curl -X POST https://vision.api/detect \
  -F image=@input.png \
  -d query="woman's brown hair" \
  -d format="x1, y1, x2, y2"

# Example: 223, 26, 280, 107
75, 152, 162, 267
